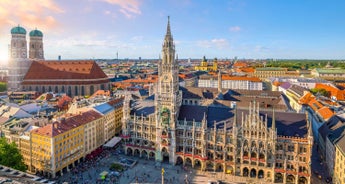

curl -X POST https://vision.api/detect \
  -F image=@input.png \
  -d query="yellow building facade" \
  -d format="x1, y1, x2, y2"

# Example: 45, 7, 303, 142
194, 56, 218, 71
108, 98, 124, 135
334, 138, 345, 184
30, 110, 103, 178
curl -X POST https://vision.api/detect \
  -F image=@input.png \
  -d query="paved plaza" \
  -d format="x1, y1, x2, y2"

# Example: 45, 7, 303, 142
49, 143, 329, 184
53, 147, 240, 184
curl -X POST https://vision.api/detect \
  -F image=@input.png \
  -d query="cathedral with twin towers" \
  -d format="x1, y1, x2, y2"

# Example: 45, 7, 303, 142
7, 26, 44, 91
121, 17, 313, 184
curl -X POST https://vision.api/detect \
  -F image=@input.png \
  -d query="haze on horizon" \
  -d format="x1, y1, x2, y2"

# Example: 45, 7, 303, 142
0, 0, 345, 64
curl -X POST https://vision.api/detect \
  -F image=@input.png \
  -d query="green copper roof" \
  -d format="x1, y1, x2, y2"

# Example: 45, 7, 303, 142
316, 68, 345, 74
29, 29, 43, 37
11, 26, 26, 35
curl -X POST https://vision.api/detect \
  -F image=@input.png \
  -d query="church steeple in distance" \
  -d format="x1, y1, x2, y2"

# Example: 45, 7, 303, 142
166, 16, 172, 37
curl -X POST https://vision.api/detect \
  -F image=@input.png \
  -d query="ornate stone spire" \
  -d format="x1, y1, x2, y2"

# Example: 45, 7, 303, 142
307, 112, 313, 137
272, 108, 276, 131
166, 16, 171, 37
218, 70, 222, 93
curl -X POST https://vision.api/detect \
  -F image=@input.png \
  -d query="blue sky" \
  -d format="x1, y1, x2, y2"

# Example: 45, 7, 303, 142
0, 0, 345, 62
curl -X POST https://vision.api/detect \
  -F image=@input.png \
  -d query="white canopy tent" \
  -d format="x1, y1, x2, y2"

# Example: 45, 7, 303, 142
103, 136, 122, 148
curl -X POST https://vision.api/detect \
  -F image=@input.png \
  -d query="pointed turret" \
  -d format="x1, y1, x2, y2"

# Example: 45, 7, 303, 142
272, 108, 276, 131
202, 112, 207, 130
233, 108, 237, 137
307, 112, 313, 137
166, 16, 171, 37
218, 70, 222, 93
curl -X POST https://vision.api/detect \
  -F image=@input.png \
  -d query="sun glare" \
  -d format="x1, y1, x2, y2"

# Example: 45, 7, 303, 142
0, 51, 8, 66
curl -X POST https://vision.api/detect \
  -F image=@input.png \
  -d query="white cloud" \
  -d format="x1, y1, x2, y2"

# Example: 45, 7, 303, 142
229, 26, 241, 32
0, 0, 64, 32
101, 0, 141, 18
197, 38, 230, 49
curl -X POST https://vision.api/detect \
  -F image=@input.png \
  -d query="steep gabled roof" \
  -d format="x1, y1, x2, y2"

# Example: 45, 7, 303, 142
23, 60, 108, 80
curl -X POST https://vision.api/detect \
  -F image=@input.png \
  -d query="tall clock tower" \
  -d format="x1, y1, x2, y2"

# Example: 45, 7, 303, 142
155, 17, 182, 164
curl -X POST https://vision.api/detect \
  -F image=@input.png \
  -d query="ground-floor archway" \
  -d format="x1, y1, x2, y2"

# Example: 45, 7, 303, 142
185, 157, 192, 166
298, 177, 308, 184
243, 167, 249, 177
161, 147, 169, 163
176, 156, 183, 165
141, 150, 148, 158
226, 166, 233, 174
206, 162, 214, 171
275, 173, 283, 183
216, 163, 223, 172
194, 159, 202, 170
258, 170, 264, 178
134, 149, 140, 157
250, 168, 256, 178
286, 175, 295, 184
127, 147, 133, 156
149, 152, 155, 160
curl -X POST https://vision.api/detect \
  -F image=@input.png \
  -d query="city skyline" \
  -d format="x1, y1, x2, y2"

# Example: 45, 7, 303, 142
1, 0, 345, 64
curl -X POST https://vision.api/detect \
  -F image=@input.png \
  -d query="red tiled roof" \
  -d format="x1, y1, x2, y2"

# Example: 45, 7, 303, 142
32, 110, 102, 137
108, 97, 124, 107
23, 60, 108, 80
233, 62, 248, 68
315, 83, 345, 101
239, 67, 255, 73
317, 106, 334, 121
91, 90, 111, 97
221, 75, 261, 82
298, 91, 314, 105
57, 95, 72, 108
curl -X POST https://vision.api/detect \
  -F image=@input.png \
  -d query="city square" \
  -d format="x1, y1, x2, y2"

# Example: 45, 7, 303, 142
0, 1, 345, 184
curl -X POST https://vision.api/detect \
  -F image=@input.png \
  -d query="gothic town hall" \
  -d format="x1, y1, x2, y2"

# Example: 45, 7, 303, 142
121, 17, 313, 184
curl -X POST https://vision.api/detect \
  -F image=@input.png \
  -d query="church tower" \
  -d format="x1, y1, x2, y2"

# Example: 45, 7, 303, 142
155, 17, 182, 164
29, 29, 44, 59
10, 26, 27, 59
8, 26, 31, 91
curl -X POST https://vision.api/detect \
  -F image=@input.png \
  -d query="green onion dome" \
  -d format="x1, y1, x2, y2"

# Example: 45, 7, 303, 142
11, 26, 26, 35
29, 29, 43, 37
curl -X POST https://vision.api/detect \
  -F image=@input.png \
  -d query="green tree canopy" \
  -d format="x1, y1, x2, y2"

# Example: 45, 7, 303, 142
0, 138, 27, 171
310, 88, 330, 97
0, 82, 6, 92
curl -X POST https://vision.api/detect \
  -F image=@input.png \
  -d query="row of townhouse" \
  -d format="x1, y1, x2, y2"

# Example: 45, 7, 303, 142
0, 97, 124, 178
197, 72, 263, 90
296, 88, 345, 183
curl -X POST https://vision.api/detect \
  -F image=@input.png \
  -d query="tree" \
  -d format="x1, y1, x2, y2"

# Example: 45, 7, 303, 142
310, 88, 330, 97
0, 138, 27, 171
0, 82, 6, 92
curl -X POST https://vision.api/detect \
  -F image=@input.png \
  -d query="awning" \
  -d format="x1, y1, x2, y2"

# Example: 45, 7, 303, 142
103, 137, 122, 147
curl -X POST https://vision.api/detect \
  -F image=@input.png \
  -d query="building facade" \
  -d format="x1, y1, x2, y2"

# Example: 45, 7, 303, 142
29, 29, 44, 60
7, 26, 32, 91
334, 136, 345, 184
198, 73, 263, 90
194, 56, 218, 71
21, 60, 110, 97
30, 110, 103, 178
121, 18, 313, 184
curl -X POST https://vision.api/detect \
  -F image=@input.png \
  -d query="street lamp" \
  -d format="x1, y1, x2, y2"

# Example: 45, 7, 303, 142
162, 168, 165, 184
